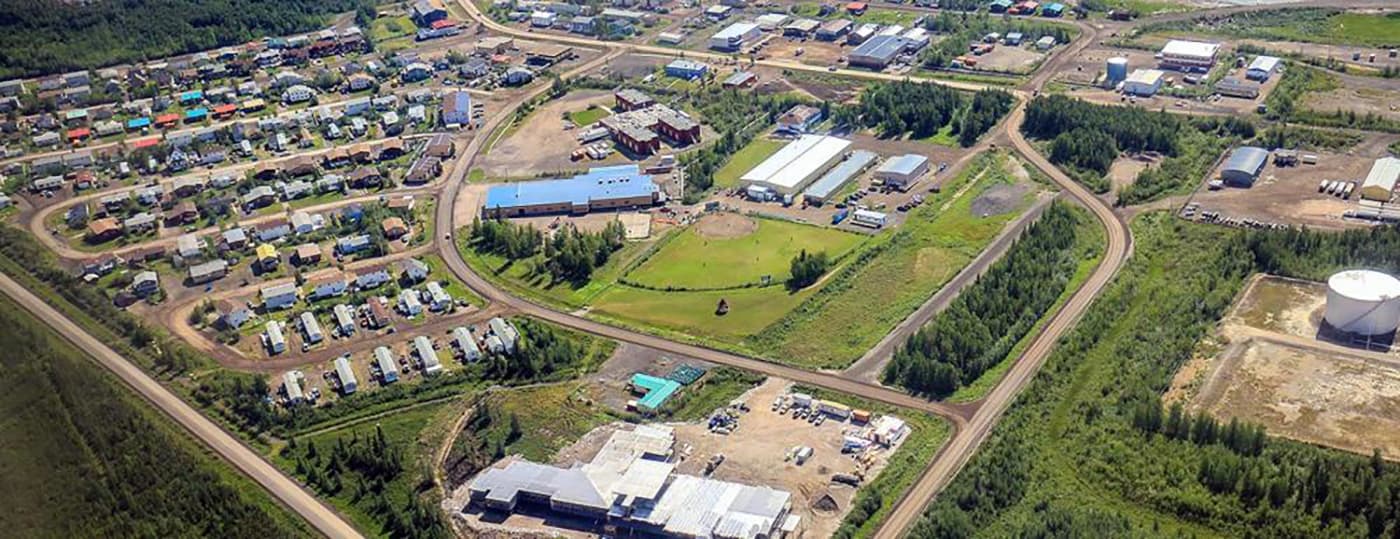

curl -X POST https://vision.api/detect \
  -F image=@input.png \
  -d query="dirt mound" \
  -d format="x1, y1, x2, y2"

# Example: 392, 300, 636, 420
695, 213, 758, 239
810, 492, 840, 514
970, 184, 1028, 218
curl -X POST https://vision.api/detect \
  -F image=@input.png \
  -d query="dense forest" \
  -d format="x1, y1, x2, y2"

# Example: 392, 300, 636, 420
911, 216, 1400, 538
882, 203, 1086, 397
0, 296, 305, 537
832, 81, 1012, 146
469, 217, 626, 285
0, 0, 368, 78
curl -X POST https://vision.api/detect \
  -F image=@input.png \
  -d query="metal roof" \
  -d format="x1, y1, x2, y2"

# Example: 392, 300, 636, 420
1362, 157, 1400, 196
713, 22, 759, 40
1160, 39, 1220, 60
804, 150, 877, 200
877, 154, 928, 176
484, 165, 656, 210
741, 134, 852, 190
1223, 146, 1269, 175
1247, 55, 1281, 73
850, 35, 907, 62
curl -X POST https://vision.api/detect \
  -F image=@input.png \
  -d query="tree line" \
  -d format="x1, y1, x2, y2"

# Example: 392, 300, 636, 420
911, 217, 1400, 538
0, 0, 370, 79
283, 426, 448, 539
830, 81, 1012, 147
468, 217, 626, 285
882, 203, 1084, 397
0, 298, 304, 537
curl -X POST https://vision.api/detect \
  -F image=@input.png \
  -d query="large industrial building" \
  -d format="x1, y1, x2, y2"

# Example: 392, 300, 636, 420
1158, 39, 1221, 71
710, 22, 762, 51
848, 35, 908, 69
482, 165, 661, 218
1360, 157, 1400, 202
1219, 146, 1269, 187
1324, 270, 1400, 336
740, 135, 852, 196
467, 425, 797, 539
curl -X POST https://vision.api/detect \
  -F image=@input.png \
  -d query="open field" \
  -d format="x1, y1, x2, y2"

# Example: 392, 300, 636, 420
567, 105, 610, 127
713, 136, 786, 189
1301, 73, 1400, 123
591, 283, 818, 341
625, 214, 866, 289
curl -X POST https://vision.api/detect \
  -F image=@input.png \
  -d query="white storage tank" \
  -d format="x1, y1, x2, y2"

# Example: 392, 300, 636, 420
1324, 270, 1400, 336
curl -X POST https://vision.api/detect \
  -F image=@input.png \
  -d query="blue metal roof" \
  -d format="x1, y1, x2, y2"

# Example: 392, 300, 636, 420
180, 90, 203, 101
185, 108, 208, 120
851, 35, 907, 62
127, 117, 150, 128
484, 165, 656, 209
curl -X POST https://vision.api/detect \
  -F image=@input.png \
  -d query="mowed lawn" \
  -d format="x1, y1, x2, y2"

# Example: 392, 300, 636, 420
714, 137, 785, 188
590, 283, 818, 341
568, 106, 611, 127
626, 217, 865, 289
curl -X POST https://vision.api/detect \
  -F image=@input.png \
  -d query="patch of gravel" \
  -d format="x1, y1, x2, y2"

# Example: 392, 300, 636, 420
970, 183, 1029, 218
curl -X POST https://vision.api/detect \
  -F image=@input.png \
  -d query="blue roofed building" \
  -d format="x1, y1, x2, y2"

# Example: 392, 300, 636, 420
126, 117, 151, 130
848, 35, 908, 69
1041, 2, 1065, 16
482, 165, 662, 218
665, 59, 709, 80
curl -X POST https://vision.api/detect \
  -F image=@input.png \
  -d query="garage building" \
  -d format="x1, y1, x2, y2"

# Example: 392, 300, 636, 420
1123, 69, 1165, 96
1361, 157, 1400, 202
740, 134, 852, 196
709, 22, 761, 51
875, 154, 929, 190
1220, 146, 1269, 187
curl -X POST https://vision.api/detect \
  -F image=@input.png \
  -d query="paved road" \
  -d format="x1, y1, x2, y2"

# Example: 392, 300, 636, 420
0, 272, 362, 539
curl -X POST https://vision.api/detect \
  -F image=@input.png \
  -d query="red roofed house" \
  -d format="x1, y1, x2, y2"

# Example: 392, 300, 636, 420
212, 104, 237, 118
129, 136, 161, 149
154, 113, 179, 127
847, 2, 868, 14
67, 127, 91, 141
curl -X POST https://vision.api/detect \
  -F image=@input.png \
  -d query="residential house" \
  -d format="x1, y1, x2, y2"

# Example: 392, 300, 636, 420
188, 259, 229, 284
294, 243, 322, 265
261, 282, 300, 310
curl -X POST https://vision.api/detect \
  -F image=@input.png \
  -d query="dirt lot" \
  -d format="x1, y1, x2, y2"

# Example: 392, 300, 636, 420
1053, 46, 1159, 86
1106, 155, 1156, 196
1192, 338, 1400, 459
765, 37, 847, 68
976, 44, 1046, 74
478, 90, 631, 177
597, 54, 670, 80
585, 342, 716, 412
1236, 39, 1400, 72
1170, 274, 1400, 460
1184, 149, 1382, 230
669, 378, 903, 539
1302, 72, 1400, 122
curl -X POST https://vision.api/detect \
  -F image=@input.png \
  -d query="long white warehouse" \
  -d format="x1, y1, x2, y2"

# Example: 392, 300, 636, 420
739, 134, 851, 195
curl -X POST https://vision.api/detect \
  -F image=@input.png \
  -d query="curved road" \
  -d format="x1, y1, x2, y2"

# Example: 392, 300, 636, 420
441, 2, 1132, 538
0, 272, 363, 539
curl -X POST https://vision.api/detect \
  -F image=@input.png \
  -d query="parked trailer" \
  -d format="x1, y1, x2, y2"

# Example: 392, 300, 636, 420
1342, 182, 1355, 199
831, 208, 849, 224
1318, 180, 1328, 193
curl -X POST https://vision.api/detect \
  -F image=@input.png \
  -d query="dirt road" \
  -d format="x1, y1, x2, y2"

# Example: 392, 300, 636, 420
0, 271, 362, 539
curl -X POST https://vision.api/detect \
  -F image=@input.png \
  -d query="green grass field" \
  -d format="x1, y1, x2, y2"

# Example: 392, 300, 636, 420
568, 106, 611, 127
713, 137, 785, 188
749, 154, 1039, 369
856, 8, 918, 26
625, 217, 865, 289
460, 239, 652, 309
482, 382, 614, 460
590, 283, 818, 341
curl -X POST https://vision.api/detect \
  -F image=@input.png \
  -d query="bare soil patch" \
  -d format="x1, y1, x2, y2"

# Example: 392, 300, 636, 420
970, 183, 1029, 218
694, 212, 758, 239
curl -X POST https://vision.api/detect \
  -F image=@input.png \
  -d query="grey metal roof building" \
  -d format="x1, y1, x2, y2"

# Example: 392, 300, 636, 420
848, 35, 908, 69
466, 426, 794, 538
1221, 146, 1269, 187
803, 150, 877, 203
875, 154, 930, 189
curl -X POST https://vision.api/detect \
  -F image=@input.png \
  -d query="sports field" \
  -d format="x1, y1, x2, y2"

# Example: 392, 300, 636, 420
590, 283, 817, 341
714, 137, 785, 188
626, 214, 865, 289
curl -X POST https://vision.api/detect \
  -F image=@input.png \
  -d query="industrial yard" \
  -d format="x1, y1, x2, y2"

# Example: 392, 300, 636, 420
1173, 274, 1400, 458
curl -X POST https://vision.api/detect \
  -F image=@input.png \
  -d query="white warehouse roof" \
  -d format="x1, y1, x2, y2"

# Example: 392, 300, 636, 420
1160, 39, 1220, 60
713, 22, 760, 41
740, 134, 851, 192
1248, 55, 1281, 73
1126, 68, 1166, 85
1361, 157, 1400, 201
